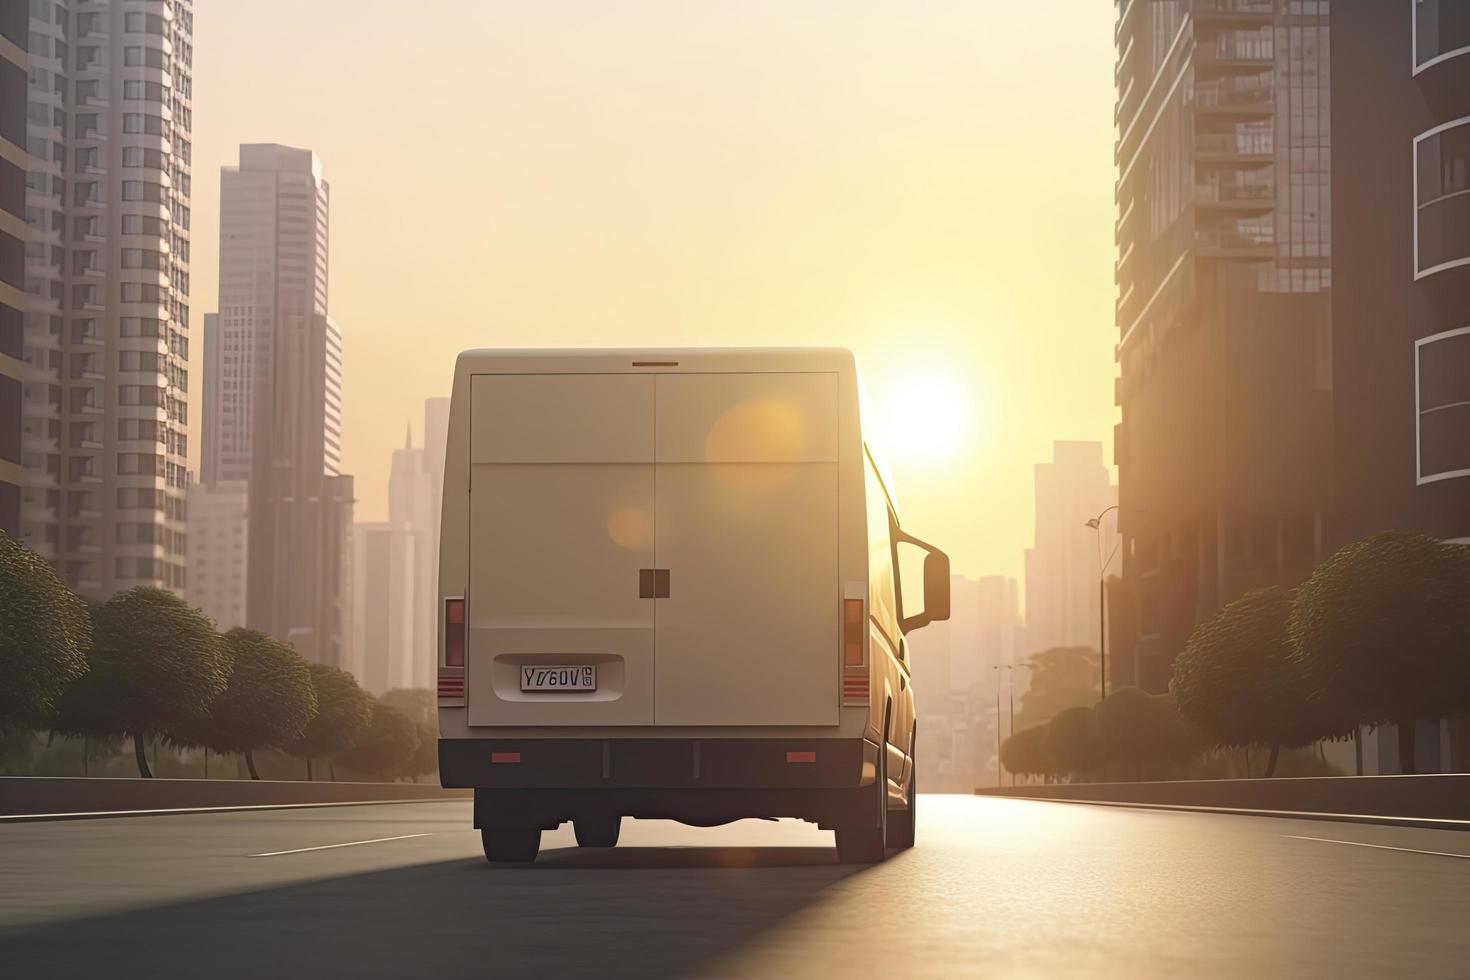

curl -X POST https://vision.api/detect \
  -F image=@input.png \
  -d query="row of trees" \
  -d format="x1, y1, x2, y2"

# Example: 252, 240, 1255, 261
0, 531, 434, 780
1000, 532, 1468, 781
1173, 532, 1470, 775
1001, 686, 1204, 781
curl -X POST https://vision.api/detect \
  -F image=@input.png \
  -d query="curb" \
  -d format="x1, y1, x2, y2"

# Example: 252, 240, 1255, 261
0, 796, 469, 824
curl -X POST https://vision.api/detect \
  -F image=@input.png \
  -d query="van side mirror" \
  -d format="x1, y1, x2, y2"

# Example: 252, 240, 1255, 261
896, 531, 950, 634
923, 549, 950, 623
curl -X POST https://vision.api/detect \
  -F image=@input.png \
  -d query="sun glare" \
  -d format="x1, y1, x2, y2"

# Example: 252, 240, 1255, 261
876, 370, 976, 465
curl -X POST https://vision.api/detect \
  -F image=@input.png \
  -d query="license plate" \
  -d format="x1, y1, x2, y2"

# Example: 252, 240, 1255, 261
520, 664, 597, 692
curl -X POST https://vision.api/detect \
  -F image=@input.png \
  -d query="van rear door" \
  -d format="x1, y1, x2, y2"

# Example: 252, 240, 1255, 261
466, 369, 840, 729
466, 374, 656, 726
653, 372, 839, 726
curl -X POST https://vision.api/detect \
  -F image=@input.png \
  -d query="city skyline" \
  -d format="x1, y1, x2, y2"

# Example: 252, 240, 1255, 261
185, 1, 1122, 582
3, 5, 1470, 967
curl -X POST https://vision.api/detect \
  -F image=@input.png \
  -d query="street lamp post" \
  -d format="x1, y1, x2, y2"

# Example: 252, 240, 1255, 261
1009, 662, 1034, 786
1085, 505, 1121, 703
993, 663, 1035, 786
992, 664, 1003, 787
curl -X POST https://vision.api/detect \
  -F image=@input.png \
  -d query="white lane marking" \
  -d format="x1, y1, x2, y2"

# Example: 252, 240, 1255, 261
1284, 835, 1470, 860
251, 833, 434, 857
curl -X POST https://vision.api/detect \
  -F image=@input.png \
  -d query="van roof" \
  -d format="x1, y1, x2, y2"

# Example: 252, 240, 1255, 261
454, 347, 856, 374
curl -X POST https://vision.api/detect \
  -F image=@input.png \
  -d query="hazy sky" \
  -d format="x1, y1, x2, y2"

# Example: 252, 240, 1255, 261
190, 1, 1118, 582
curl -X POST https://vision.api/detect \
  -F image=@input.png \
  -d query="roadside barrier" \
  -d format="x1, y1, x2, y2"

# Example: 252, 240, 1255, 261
976, 774, 1470, 828
0, 776, 469, 821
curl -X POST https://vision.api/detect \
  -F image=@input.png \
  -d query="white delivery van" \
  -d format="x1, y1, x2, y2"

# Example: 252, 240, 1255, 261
437, 349, 950, 863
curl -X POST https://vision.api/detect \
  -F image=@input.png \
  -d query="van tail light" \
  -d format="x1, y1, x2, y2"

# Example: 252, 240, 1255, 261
444, 597, 465, 667
843, 599, 865, 666
437, 672, 464, 699
842, 598, 868, 703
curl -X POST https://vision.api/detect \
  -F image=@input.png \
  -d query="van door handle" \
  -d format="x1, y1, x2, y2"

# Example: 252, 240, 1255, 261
640, 569, 670, 598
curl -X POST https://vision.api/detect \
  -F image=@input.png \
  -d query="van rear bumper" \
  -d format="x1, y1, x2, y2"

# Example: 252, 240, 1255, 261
442, 737, 881, 831
439, 737, 876, 791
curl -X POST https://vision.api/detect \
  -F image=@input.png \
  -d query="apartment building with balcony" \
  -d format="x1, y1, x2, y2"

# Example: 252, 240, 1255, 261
1331, 1, 1470, 552
1329, 2, 1470, 773
18, 0, 194, 596
0, 4, 25, 537
1112, 0, 1334, 693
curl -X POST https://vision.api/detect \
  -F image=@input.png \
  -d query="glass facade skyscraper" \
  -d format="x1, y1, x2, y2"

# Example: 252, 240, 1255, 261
1112, 1, 1335, 692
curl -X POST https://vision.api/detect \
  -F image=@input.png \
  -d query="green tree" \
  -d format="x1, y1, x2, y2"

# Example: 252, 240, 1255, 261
55, 587, 226, 778
1000, 723, 1055, 779
1012, 646, 1100, 732
336, 700, 419, 782
380, 688, 435, 727
284, 663, 373, 780
1046, 705, 1103, 779
169, 629, 318, 779
0, 532, 91, 732
1289, 533, 1470, 774
381, 688, 438, 781
1096, 686, 1162, 779
1096, 688, 1208, 779
1149, 693, 1210, 774
1172, 587, 1345, 777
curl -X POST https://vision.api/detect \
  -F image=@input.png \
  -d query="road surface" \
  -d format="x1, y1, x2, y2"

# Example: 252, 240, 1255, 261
1, 795, 1466, 978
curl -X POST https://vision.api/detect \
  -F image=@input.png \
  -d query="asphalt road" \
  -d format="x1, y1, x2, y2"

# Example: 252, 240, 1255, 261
1, 795, 1467, 978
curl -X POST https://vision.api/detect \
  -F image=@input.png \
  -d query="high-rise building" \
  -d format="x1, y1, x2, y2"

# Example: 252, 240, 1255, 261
199, 311, 246, 484
1112, 0, 1334, 693
19, 0, 195, 596
1331, 2, 1469, 549
350, 520, 420, 694
0, 4, 25, 537
184, 478, 246, 628
1022, 441, 1117, 658
225, 144, 353, 667
1330, 2, 1470, 774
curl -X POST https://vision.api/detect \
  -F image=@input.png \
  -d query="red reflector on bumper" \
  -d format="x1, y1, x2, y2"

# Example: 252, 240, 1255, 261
786, 751, 817, 764
491, 752, 521, 764
842, 676, 869, 699
437, 673, 464, 699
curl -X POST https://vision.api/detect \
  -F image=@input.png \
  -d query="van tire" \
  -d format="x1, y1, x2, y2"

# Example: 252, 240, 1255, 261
834, 740, 888, 864
482, 828, 541, 863
573, 816, 621, 848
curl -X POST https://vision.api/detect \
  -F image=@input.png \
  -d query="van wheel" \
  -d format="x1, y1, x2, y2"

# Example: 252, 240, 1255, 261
573, 816, 621, 848
886, 764, 916, 850
834, 742, 888, 864
482, 828, 541, 863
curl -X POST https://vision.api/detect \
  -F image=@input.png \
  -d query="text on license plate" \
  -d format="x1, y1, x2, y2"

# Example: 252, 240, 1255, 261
520, 665, 597, 692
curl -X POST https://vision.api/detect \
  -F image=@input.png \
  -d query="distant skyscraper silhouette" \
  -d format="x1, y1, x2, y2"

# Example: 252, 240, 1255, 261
350, 399, 449, 693
910, 574, 1020, 791
224, 144, 353, 668
1022, 441, 1116, 658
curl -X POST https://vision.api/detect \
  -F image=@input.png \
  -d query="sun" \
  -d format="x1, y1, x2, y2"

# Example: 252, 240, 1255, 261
875, 370, 976, 465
